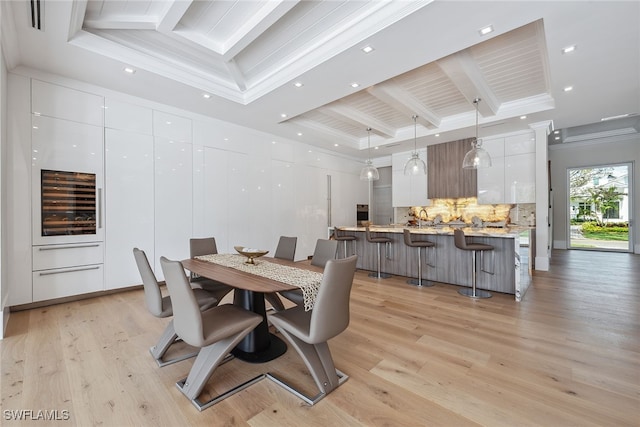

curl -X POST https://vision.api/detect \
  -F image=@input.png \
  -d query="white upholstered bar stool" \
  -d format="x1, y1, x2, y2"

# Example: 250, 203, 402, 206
403, 229, 435, 287
365, 226, 392, 279
334, 227, 356, 258
453, 228, 493, 299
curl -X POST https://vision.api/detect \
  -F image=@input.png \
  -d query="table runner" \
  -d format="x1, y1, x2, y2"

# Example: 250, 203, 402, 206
194, 254, 323, 311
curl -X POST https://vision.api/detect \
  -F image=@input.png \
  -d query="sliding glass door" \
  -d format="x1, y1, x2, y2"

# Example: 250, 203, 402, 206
567, 163, 633, 252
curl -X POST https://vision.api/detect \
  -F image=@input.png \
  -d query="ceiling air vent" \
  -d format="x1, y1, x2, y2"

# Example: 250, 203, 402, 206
30, 0, 43, 31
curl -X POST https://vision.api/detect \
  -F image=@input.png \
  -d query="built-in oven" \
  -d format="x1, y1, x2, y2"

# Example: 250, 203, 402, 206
356, 204, 369, 226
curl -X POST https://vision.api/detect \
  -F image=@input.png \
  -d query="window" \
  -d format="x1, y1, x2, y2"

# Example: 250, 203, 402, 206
603, 201, 620, 219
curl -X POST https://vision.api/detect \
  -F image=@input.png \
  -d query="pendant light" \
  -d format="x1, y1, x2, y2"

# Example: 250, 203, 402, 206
360, 127, 379, 181
403, 115, 427, 175
462, 98, 492, 169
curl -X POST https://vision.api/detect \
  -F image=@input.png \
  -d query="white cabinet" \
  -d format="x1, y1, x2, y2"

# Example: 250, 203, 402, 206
392, 150, 428, 207
105, 98, 152, 134
32, 80, 104, 126
105, 128, 155, 290
154, 136, 193, 279
477, 131, 535, 204
31, 115, 104, 245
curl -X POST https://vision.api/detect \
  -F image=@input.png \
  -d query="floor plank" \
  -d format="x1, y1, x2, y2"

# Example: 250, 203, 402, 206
1, 249, 638, 426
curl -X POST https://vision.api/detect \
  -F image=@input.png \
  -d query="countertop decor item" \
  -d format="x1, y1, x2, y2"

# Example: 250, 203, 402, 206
234, 246, 268, 264
404, 115, 427, 175
360, 127, 380, 181
462, 98, 492, 169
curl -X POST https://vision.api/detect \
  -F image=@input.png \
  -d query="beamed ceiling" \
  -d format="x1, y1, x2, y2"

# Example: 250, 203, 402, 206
3, 0, 639, 158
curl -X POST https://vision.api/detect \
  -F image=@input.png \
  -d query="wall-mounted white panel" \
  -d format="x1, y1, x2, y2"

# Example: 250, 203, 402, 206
153, 111, 192, 141
505, 152, 536, 203
481, 137, 505, 158
505, 131, 535, 156
32, 79, 104, 126
392, 149, 428, 207
226, 152, 251, 253
105, 129, 155, 289
104, 98, 153, 134
477, 156, 506, 204
270, 159, 296, 254
154, 137, 193, 279
202, 148, 230, 252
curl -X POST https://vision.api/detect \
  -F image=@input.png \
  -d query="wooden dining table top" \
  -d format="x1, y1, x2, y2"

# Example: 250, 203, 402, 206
181, 256, 323, 293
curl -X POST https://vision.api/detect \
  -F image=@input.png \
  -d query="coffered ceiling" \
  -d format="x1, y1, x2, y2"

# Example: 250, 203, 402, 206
3, 1, 639, 159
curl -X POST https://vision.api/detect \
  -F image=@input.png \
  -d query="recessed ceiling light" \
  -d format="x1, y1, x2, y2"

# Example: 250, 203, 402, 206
520, 115, 527, 119
334, 143, 339, 147
601, 113, 630, 121
294, 82, 303, 88
297, 132, 303, 136
362, 45, 374, 54
281, 113, 288, 118
435, 133, 440, 137
563, 86, 573, 92
555, 136, 561, 140
123, 67, 136, 74
479, 25, 494, 36
166, 121, 172, 125
271, 141, 277, 144
202, 93, 211, 99
554, 130, 560, 134
374, 146, 379, 150
562, 45, 577, 54
350, 82, 360, 88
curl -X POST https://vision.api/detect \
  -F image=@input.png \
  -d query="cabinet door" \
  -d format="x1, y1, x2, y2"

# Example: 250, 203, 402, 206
392, 170, 412, 207
505, 132, 535, 156
105, 98, 153, 135
477, 156, 505, 204
105, 129, 155, 289
202, 147, 230, 252
31, 115, 104, 245
505, 153, 535, 203
32, 80, 104, 126
154, 137, 193, 279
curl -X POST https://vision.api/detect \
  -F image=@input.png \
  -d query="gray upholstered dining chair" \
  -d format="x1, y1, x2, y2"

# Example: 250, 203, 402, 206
160, 256, 263, 411
280, 238, 338, 305
274, 235, 297, 261
189, 237, 233, 302
268, 255, 357, 405
133, 248, 218, 367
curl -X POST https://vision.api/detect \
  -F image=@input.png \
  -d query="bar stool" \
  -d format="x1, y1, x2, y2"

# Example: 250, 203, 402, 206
365, 227, 392, 279
403, 229, 435, 287
334, 227, 356, 258
453, 228, 493, 298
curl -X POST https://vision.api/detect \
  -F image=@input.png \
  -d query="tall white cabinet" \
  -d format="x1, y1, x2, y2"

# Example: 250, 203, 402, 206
392, 149, 428, 207
104, 99, 154, 290
477, 130, 536, 204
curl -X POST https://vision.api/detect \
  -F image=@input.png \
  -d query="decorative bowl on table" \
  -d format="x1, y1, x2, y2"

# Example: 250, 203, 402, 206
234, 246, 269, 264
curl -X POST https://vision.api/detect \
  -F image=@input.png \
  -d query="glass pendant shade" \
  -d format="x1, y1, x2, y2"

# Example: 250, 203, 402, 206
360, 127, 379, 181
462, 98, 492, 169
360, 160, 380, 181
404, 115, 427, 175
404, 152, 427, 175
462, 139, 492, 169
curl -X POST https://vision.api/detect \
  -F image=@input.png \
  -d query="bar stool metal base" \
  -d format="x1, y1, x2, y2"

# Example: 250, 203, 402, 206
458, 287, 492, 299
407, 278, 434, 287
369, 271, 392, 279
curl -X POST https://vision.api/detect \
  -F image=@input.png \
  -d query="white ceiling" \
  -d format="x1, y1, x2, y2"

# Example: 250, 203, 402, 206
3, 1, 639, 159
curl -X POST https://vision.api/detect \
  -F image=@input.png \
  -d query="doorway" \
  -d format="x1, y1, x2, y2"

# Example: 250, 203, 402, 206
567, 163, 633, 252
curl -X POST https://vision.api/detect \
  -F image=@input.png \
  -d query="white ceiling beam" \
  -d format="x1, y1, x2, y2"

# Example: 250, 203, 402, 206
156, 0, 193, 33
222, 1, 300, 60
367, 84, 440, 129
436, 51, 499, 117
321, 103, 397, 138
82, 17, 157, 30
225, 59, 247, 92
291, 118, 360, 149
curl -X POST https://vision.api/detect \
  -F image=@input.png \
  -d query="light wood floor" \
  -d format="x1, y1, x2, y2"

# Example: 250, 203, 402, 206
2, 249, 639, 426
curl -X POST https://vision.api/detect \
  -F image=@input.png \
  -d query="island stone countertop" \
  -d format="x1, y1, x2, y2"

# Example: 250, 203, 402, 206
339, 225, 531, 239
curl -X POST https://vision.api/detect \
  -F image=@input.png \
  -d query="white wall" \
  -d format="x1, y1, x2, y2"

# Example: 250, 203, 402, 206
549, 136, 640, 253
4, 68, 369, 307
0, 28, 8, 337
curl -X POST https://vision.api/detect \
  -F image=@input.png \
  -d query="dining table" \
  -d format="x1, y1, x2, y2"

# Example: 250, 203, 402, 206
181, 254, 323, 363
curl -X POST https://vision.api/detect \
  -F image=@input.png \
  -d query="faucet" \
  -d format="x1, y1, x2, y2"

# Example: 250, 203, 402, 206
418, 208, 428, 228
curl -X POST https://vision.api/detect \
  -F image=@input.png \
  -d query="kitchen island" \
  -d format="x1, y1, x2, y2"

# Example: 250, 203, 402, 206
338, 225, 532, 301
